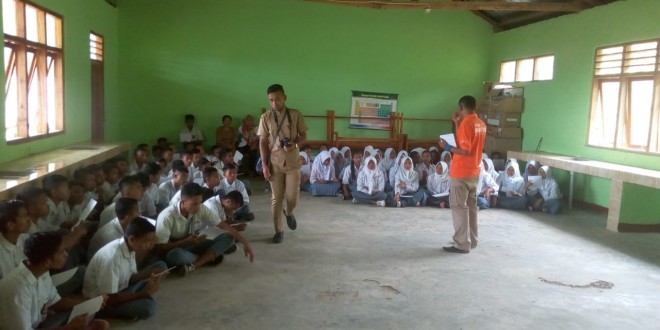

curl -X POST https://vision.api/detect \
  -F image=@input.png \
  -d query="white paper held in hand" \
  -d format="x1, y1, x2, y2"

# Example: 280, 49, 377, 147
432, 192, 449, 198
527, 175, 543, 190
439, 134, 456, 148
233, 150, 244, 164
199, 226, 224, 240
68, 295, 104, 324
51, 267, 79, 287
73, 199, 97, 228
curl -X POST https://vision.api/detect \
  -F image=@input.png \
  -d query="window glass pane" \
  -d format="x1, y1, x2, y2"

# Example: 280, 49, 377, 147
26, 51, 41, 136
3, 0, 17, 36
46, 14, 57, 47
46, 55, 57, 132
25, 5, 38, 42
589, 81, 620, 147
597, 46, 624, 56
628, 80, 654, 147
4, 46, 19, 141
516, 58, 534, 82
534, 56, 554, 81
499, 61, 515, 83
629, 41, 657, 52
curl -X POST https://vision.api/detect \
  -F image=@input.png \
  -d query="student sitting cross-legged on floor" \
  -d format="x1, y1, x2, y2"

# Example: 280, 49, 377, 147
497, 161, 528, 210
155, 183, 254, 277
528, 166, 563, 214
340, 151, 363, 200
351, 156, 389, 207
299, 151, 312, 192
88, 197, 141, 261
203, 191, 252, 232
476, 162, 499, 210
0, 232, 109, 330
309, 151, 341, 197
425, 161, 451, 208
391, 157, 426, 208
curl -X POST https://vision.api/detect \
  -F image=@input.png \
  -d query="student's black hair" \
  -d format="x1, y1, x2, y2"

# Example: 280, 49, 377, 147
68, 180, 84, 190
222, 115, 232, 122
203, 167, 218, 181
73, 167, 93, 182
172, 165, 189, 174
267, 84, 285, 95
0, 200, 26, 233
136, 143, 150, 152
42, 174, 69, 196
192, 148, 202, 155
115, 197, 139, 220
87, 163, 103, 173
223, 163, 237, 172
152, 145, 161, 152
124, 216, 156, 240
196, 157, 210, 167
221, 190, 244, 207
185, 114, 195, 121
118, 175, 141, 192
16, 187, 46, 207
180, 182, 203, 198
143, 162, 162, 176
157, 158, 167, 166
135, 172, 150, 188
157, 137, 168, 144
133, 147, 145, 157
162, 147, 173, 154
459, 95, 476, 111
302, 144, 311, 150
112, 157, 128, 165
182, 150, 194, 158
171, 159, 185, 169
422, 150, 431, 155
102, 162, 118, 175
24, 232, 62, 265
210, 145, 220, 152
219, 148, 233, 160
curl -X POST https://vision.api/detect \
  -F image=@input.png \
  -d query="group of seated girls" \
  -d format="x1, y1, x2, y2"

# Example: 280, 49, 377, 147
0, 138, 256, 329
296, 144, 563, 214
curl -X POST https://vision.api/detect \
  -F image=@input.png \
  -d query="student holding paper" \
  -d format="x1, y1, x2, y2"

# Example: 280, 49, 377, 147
529, 166, 563, 214
498, 161, 528, 210
88, 198, 140, 260
203, 191, 251, 233
84, 217, 166, 321
391, 157, 426, 207
156, 183, 254, 276
0, 232, 109, 330
352, 156, 388, 206
426, 161, 451, 208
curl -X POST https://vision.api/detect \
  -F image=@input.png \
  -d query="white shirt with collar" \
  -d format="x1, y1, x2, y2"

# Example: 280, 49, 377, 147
180, 125, 204, 142
342, 164, 362, 185
0, 262, 60, 329
146, 183, 160, 207
101, 181, 118, 204
0, 233, 29, 279
83, 237, 137, 298
110, 193, 155, 219
159, 180, 180, 206
28, 219, 60, 234
156, 203, 221, 243
202, 196, 228, 221
128, 161, 146, 175
88, 218, 125, 260
218, 178, 249, 203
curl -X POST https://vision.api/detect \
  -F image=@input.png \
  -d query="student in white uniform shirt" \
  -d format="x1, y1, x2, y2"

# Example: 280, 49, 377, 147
309, 151, 341, 197
88, 198, 140, 261
203, 191, 251, 231
415, 150, 433, 188
528, 166, 563, 214
0, 232, 109, 330
156, 183, 254, 276
42, 174, 76, 229
142, 162, 162, 212
218, 163, 249, 204
379, 147, 396, 174
425, 161, 451, 208
391, 156, 426, 208
0, 200, 32, 280
100, 175, 145, 228
134, 172, 157, 219
340, 151, 363, 200
180, 114, 204, 144
128, 147, 149, 175
477, 162, 499, 210
158, 165, 189, 210
192, 157, 210, 186
352, 156, 388, 206
299, 152, 312, 192
100, 162, 120, 204
388, 151, 409, 191
497, 161, 527, 210
84, 217, 167, 321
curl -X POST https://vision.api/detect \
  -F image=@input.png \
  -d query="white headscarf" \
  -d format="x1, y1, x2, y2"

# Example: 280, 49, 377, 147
361, 156, 381, 190
429, 147, 438, 153
502, 161, 524, 186
540, 165, 555, 191
380, 148, 395, 172
299, 151, 311, 177
312, 151, 333, 181
390, 150, 409, 175
441, 151, 453, 166
363, 145, 374, 158
428, 161, 450, 194
411, 147, 425, 155
395, 157, 417, 184
523, 160, 540, 181
328, 147, 339, 160
483, 158, 499, 181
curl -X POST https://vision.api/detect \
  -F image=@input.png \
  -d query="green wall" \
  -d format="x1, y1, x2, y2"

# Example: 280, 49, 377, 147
0, 0, 119, 163
490, 0, 660, 223
113, 0, 492, 144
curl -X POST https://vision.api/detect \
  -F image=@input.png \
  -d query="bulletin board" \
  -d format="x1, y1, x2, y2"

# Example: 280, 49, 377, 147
349, 90, 398, 130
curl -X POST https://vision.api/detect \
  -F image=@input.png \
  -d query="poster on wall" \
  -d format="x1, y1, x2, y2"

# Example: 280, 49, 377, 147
349, 91, 398, 130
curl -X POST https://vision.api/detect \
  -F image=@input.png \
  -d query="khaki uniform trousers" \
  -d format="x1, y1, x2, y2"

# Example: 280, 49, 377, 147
269, 150, 301, 233
449, 176, 479, 251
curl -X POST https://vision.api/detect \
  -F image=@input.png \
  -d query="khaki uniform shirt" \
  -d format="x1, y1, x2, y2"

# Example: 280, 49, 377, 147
258, 108, 308, 171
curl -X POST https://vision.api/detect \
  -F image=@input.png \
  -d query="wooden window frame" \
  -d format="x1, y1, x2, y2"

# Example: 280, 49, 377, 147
498, 54, 554, 83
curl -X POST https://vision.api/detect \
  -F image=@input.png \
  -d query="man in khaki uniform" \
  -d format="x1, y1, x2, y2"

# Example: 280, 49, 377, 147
258, 84, 308, 243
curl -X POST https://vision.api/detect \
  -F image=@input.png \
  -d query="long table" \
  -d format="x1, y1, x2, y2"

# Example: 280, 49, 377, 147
0, 142, 130, 200
507, 151, 660, 232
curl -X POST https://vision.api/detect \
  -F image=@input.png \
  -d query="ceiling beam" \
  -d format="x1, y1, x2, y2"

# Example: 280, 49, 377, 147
303, 0, 586, 12
470, 11, 503, 32
498, 11, 555, 28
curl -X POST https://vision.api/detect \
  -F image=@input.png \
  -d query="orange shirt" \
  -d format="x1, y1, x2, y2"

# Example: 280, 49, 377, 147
450, 113, 486, 179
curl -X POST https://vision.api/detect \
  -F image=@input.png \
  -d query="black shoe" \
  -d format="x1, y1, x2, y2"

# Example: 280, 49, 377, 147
442, 246, 469, 254
209, 255, 224, 266
284, 211, 297, 230
224, 243, 238, 255
272, 231, 284, 244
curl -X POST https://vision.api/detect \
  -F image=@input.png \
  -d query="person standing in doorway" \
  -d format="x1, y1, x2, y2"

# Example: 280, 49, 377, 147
258, 84, 308, 244
438, 96, 486, 253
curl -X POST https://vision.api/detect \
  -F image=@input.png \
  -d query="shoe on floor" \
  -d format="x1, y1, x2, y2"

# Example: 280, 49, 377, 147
224, 243, 238, 255
284, 211, 297, 230
442, 246, 469, 254
209, 255, 224, 266
376, 200, 385, 207
352, 198, 358, 204
272, 231, 284, 244
396, 201, 402, 208
176, 263, 195, 276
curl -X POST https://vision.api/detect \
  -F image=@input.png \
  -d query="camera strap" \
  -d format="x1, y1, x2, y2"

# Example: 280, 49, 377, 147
270, 107, 292, 150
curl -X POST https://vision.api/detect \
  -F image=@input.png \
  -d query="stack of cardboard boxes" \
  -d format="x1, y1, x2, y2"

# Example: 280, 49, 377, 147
477, 84, 524, 157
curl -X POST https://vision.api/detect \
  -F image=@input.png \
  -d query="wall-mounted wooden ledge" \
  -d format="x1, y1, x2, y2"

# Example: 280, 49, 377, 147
0, 142, 131, 200
508, 151, 660, 233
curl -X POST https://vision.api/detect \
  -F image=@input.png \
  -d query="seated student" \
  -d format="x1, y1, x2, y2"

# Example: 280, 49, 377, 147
158, 165, 189, 209
440, 151, 453, 170
203, 191, 252, 231
415, 150, 433, 188
114, 157, 130, 178
16, 187, 59, 233
0, 232, 109, 330
309, 151, 341, 197
339, 146, 352, 166
89, 164, 106, 198
529, 166, 563, 214
218, 163, 249, 204
180, 113, 204, 144
180, 150, 196, 182
379, 148, 396, 174
299, 152, 312, 192
498, 161, 528, 210
88, 198, 140, 259
208, 145, 222, 164
133, 173, 157, 219
522, 160, 541, 205
363, 145, 374, 160
42, 174, 76, 229
302, 144, 314, 163
151, 145, 162, 163
333, 150, 346, 179
318, 143, 328, 152
100, 175, 145, 227
84, 217, 167, 321
192, 158, 210, 186
67, 181, 85, 222
156, 137, 169, 150
129, 147, 149, 175
76, 168, 104, 211
477, 163, 499, 210
160, 147, 174, 175
426, 161, 451, 208
156, 183, 255, 276
340, 151, 363, 200
142, 162, 162, 212
410, 150, 422, 167
483, 157, 499, 182
352, 156, 388, 207
388, 151, 409, 191
218, 148, 252, 195
429, 147, 440, 164
101, 162, 120, 204
199, 166, 221, 198
215, 115, 237, 150
391, 157, 426, 208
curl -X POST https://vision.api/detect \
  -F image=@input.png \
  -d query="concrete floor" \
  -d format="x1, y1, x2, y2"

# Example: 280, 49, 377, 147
112, 183, 660, 330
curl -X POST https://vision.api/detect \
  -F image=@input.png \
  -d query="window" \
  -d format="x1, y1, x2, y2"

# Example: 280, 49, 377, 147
90, 33, 103, 61
3, 0, 63, 142
588, 39, 660, 154
499, 55, 554, 83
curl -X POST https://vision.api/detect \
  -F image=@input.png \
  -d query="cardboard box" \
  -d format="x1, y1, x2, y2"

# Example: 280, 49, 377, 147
485, 111, 521, 128
477, 97, 524, 113
487, 86, 524, 98
484, 137, 523, 156
477, 111, 488, 122
487, 126, 522, 138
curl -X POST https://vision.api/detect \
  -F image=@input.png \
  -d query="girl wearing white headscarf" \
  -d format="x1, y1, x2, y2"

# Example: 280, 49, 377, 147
391, 156, 426, 207
522, 160, 541, 203
340, 150, 363, 200
477, 162, 499, 210
426, 161, 451, 208
497, 161, 527, 210
333, 150, 346, 179
388, 150, 409, 190
309, 151, 341, 197
353, 156, 388, 206
429, 147, 440, 164
440, 151, 453, 171
415, 150, 433, 188
299, 151, 312, 192
529, 166, 563, 214
339, 146, 352, 169
363, 145, 374, 159
379, 148, 396, 173
482, 158, 499, 181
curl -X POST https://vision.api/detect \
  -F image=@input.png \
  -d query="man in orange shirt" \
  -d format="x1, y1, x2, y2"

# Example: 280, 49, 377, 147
439, 96, 486, 253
